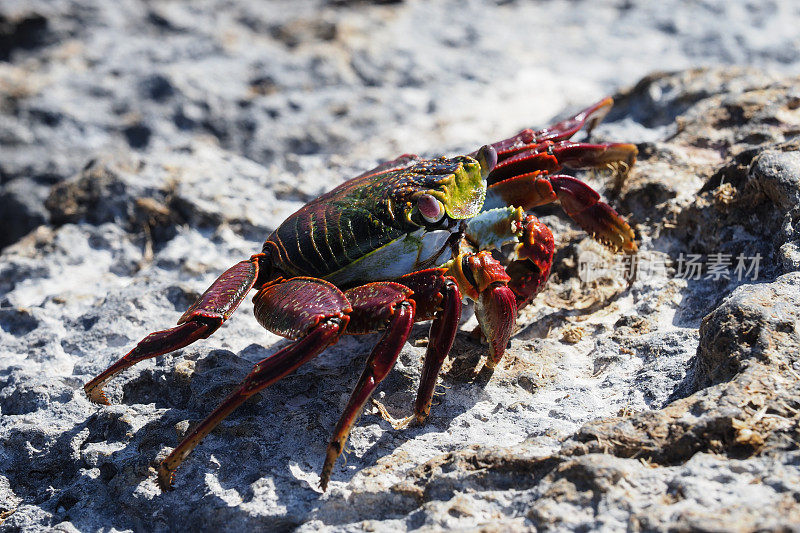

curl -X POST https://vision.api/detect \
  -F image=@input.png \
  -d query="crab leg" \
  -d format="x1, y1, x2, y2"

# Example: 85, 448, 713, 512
321, 282, 416, 490
531, 96, 614, 142
551, 175, 637, 253
84, 254, 264, 404
390, 269, 463, 424
159, 321, 343, 491
482, 168, 636, 254
319, 283, 414, 490
468, 98, 637, 254
158, 277, 352, 490
485, 141, 638, 185
542, 141, 637, 170
412, 278, 461, 422
471, 97, 615, 161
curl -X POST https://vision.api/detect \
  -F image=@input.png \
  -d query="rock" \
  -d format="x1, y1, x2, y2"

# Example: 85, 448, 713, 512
3, 1, 800, 531
0, 177, 50, 249
45, 142, 297, 243
749, 147, 800, 212
694, 272, 800, 390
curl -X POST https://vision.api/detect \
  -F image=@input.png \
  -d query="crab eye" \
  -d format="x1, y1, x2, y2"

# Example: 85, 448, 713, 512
417, 194, 445, 223
476, 144, 497, 177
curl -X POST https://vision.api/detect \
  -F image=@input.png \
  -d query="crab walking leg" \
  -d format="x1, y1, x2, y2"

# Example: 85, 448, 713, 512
543, 141, 637, 170
393, 269, 463, 424
484, 141, 638, 186
551, 175, 637, 253
84, 254, 264, 404
411, 279, 461, 423
532, 96, 614, 142
84, 322, 212, 405
158, 277, 353, 490
321, 283, 416, 490
471, 97, 615, 161
158, 320, 343, 490
482, 170, 637, 254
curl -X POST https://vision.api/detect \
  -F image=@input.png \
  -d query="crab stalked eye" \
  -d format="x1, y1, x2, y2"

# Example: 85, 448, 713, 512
476, 144, 497, 177
417, 193, 445, 223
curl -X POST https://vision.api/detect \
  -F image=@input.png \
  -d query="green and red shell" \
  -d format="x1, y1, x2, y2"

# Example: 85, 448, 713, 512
263, 154, 489, 283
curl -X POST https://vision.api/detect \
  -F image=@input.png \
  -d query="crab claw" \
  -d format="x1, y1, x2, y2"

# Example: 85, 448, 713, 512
450, 251, 518, 368
475, 283, 517, 368
551, 175, 637, 253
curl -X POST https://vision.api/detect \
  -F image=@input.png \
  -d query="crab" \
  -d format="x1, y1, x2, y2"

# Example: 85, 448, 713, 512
84, 97, 637, 491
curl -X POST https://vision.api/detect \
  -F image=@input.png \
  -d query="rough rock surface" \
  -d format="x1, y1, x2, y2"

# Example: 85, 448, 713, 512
2, 1, 800, 531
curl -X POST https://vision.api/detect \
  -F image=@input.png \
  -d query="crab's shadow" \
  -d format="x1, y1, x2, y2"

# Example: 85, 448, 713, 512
82, 319, 511, 518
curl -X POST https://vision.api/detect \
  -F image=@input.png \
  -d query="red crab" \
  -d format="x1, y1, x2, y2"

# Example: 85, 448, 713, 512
84, 98, 637, 491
